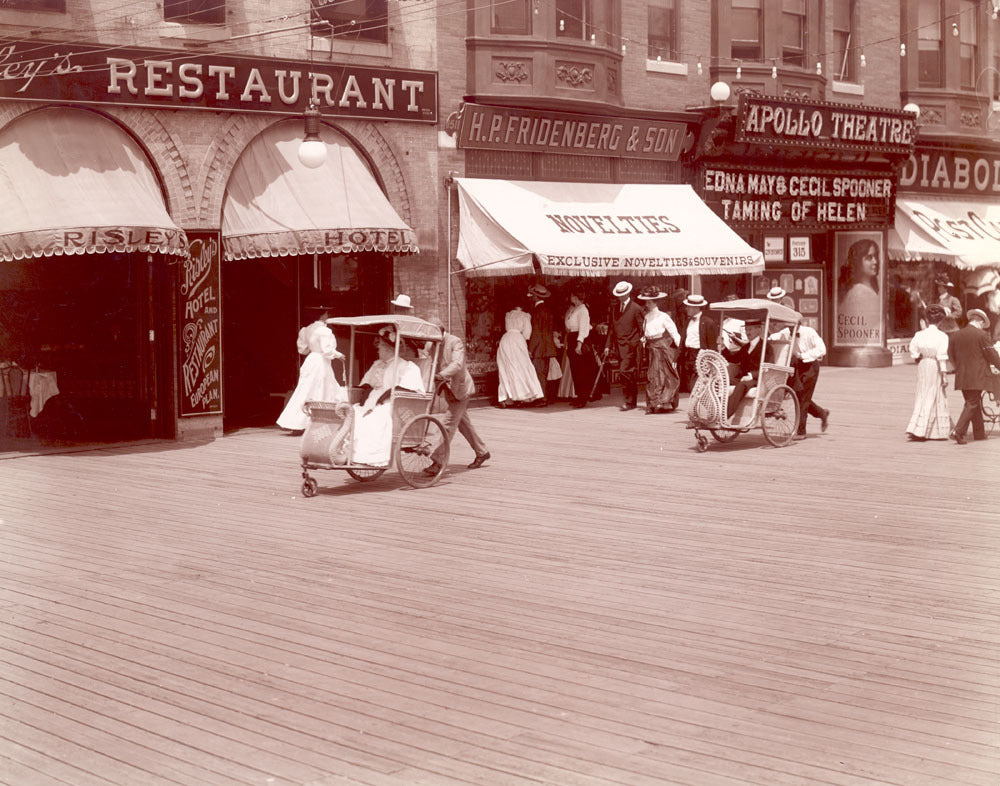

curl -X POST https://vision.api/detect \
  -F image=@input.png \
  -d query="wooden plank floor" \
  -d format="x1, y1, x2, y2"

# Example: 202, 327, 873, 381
1, 364, 998, 785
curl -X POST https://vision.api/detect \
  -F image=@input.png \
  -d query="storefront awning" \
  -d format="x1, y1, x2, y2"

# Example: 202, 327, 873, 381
222, 122, 418, 261
890, 197, 1000, 270
455, 178, 764, 277
0, 108, 187, 261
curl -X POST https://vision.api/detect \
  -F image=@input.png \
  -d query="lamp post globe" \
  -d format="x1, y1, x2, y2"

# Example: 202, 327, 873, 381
710, 81, 731, 102
902, 102, 920, 119
297, 139, 327, 168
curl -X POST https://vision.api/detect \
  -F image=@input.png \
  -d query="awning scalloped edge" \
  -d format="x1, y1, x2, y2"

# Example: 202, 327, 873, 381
223, 228, 420, 261
0, 236, 189, 262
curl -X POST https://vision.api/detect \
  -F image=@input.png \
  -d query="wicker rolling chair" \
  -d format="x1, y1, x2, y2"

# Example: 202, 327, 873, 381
687, 350, 729, 428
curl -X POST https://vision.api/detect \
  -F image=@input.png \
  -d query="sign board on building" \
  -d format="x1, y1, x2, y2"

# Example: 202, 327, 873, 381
699, 165, 895, 230
735, 95, 916, 155
833, 230, 885, 349
178, 231, 222, 416
753, 267, 824, 333
899, 147, 1000, 197
763, 236, 785, 261
789, 236, 811, 262
0, 39, 437, 122
455, 103, 693, 161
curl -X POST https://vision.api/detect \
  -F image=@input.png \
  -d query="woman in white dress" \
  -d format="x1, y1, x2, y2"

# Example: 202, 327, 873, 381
277, 313, 346, 432
905, 304, 951, 441
496, 303, 543, 406
563, 287, 596, 408
637, 287, 681, 413
350, 328, 426, 465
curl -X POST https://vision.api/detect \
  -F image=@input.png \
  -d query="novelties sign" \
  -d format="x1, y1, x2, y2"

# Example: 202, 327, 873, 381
0, 38, 437, 122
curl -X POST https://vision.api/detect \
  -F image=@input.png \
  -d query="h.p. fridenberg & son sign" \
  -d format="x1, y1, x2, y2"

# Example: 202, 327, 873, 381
0, 38, 437, 122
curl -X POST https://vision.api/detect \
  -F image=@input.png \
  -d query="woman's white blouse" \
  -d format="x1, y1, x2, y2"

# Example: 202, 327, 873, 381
564, 304, 591, 343
643, 309, 681, 345
909, 325, 949, 362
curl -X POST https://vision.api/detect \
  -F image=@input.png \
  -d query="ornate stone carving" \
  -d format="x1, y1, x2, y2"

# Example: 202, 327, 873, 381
495, 61, 529, 83
782, 86, 814, 101
922, 108, 944, 125
555, 63, 593, 87
960, 109, 982, 127
607, 68, 618, 94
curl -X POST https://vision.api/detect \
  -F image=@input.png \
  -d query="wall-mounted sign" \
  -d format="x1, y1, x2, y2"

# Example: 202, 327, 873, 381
789, 236, 811, 262
700, 165, 894, 230
899, 146, 1000, 197
735, 96, 916, 155
754, 268, 824, 333
763, 236, 785, 262
833, 230, 885, 348
178, 231, 222, 416
455, 103, 694, 161
0, 38, 437, 122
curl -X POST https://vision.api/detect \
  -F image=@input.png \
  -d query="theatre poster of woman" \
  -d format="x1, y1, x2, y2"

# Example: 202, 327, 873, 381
834, 231, 884, 348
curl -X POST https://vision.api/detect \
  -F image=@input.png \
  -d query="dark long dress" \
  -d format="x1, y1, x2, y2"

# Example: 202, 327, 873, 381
645, 335, 680, 411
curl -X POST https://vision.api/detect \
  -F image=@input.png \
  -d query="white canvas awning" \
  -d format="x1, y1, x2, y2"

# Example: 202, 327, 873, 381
889, 197, 1000, 270
455, 178, 764, 277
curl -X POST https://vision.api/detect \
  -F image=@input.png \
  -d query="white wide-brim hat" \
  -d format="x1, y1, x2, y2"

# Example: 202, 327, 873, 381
390, 294, 413, 309
612, 281, 633, 297
682, 294, 708, 308
766, 286, 787, 301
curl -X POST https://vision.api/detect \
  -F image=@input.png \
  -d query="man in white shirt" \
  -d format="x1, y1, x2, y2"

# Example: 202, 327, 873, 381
767, 288, 829, 438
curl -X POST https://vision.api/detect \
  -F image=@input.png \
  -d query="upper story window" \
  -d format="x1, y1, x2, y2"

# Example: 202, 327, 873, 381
781, 0, 806, 67
311, 0, 388, 43
647, 0, 677, 61
732, 0, 763, 61
556, 0, 593, 40
0, 0, 65, 9
163, 0, 224, 23
917, 0, 943, 87
832, 0, 857, 81
958, 0, 978, 89
492, 0, 531, 33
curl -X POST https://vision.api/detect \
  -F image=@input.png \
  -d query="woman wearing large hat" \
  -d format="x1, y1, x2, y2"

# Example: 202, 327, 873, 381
637, 286, 681, 412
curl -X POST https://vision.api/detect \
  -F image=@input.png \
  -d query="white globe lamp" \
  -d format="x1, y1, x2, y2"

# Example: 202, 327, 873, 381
297, 103, 327, 169
902, 102, 920, 119
710, 81, 731, 102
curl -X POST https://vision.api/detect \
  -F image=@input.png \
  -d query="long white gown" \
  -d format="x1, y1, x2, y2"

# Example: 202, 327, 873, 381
351, 357, 426, 465
277, 321, 346, 430
496, 307, 543, 404
905, 325, 951, 440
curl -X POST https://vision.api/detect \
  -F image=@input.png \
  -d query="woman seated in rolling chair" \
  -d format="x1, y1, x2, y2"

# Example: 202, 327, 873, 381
722, 318, 764, 419
350, 326, 425, 465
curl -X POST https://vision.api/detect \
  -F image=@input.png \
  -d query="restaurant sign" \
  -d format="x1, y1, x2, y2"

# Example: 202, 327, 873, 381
699, 165, 894, 230
178, 232, 222, 417
899, 147, 1000, 196
0, 38, 437, 122
735, 96, 916, 155
455, 103, 693, 161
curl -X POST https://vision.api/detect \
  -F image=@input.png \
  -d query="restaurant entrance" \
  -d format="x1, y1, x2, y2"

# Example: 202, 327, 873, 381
0, 252, 174, 444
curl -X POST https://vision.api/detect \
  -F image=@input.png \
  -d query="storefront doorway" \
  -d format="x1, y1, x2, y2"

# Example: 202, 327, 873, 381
0, 252, 174, 444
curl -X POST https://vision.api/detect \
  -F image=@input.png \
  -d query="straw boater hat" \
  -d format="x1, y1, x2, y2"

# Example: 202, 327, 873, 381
637, 286, 666, 301
612, 281, 633, 297
682, 293, 708, 308
390, 293, 413, 310
527, 284, 551, 299
967, 308, 991, 330
766, 286, 787, 301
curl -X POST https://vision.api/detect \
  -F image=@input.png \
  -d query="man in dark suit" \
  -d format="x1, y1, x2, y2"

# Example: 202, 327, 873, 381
526, 284, 558, 406
948, 308, 1000, 444
678, 294, 720, 393
724, 318, 764, 418
604, 281, 646, 411
426, 318, 491, 471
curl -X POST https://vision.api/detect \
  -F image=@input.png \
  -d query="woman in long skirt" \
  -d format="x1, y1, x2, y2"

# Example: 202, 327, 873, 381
564, 287, 596, 408
637, 286, 681, 413
277, 313, 346, 432
905, 304, 951, 441
496, 304, 543, 406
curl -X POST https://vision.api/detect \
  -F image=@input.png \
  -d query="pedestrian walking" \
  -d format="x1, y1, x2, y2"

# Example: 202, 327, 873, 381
678, 294, 719, 393
526, 284, 559, 406
636, 286, 680, 413
276, 309, 346, 433
766, 287, 829, 437
905, 304, 951, 441
604, 281, 645, 411
496, 300, 543, 407
562, 285, 597, 408
947, 308, 1000, 444
426, 318, 491, 471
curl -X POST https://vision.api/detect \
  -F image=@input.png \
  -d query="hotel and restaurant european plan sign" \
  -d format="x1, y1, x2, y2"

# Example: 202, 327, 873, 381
0, 38, 437, 122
